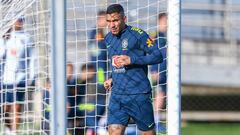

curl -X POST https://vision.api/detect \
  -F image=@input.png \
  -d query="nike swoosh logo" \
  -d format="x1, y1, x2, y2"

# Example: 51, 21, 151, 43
107, 45, 111, 48
148, 123, 154, 128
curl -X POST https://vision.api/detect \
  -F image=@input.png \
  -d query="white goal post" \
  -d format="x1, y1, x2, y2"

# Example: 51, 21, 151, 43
167, 0, 181, 135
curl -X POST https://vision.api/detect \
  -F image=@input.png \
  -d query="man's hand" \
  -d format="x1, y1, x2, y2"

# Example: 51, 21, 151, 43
104, 78, 112, 91
116, 55, 131, 66
112, 56, 122, 68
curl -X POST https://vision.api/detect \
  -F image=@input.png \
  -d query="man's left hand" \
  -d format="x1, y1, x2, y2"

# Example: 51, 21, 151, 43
117, 55, 131, 66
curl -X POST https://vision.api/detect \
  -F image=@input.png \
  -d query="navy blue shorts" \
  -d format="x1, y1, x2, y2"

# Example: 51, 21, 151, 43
107, 93, 155, 131
0, 84, 25, 103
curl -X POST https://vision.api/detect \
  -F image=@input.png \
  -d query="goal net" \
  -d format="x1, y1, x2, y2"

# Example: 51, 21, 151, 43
0, 0, 176, 135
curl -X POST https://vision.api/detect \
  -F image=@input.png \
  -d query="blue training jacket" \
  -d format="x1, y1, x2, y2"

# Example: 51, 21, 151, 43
150, 32, 167, 84
105, 25, 163, 94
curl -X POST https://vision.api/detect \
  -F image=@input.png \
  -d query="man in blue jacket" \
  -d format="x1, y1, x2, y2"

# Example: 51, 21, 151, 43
150, 13, 167, 134
104, 4, 163, 135
87, 10, 108, 135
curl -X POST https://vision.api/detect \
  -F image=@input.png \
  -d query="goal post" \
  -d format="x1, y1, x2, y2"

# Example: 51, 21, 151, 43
167, 0, 181, 135
50, 0, 67, 135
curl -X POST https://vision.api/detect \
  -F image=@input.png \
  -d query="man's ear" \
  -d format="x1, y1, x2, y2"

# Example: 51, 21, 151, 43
123, 16, 127, 23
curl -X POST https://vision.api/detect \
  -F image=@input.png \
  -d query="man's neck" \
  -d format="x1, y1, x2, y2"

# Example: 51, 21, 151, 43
115, 24, 127, 37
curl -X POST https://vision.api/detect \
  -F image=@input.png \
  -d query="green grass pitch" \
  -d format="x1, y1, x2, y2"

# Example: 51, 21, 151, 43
181, 122, 240, 135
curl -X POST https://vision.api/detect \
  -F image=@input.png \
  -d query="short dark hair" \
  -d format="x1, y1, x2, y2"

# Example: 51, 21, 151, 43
67, 62, 73, 68
97, 10, 106, 16
158, 13, 167, 20
81, 63, 95, 71
106, 4, 124, 16
46, 77, 51, 84
17, 16, 25, 23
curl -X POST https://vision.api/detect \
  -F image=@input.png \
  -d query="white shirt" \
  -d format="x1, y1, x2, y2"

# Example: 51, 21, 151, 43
0, 30, 34, 85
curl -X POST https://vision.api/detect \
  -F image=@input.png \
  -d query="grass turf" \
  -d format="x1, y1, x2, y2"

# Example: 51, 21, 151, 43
181, 122, 240, 135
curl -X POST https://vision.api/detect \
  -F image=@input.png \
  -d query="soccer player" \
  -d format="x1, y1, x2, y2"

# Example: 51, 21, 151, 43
88, 10, 108, 87
150, 13, 167, 133
87, 10, 108, 135
0, 17, 34, 134
103, 4, 163, 135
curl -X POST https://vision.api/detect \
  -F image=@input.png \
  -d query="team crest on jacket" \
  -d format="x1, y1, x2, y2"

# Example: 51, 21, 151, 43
122, 38, 128, 50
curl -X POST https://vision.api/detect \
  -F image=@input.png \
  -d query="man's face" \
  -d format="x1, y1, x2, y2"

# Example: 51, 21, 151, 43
106, 12, 126, 35
14, 20, 23, 31
66, 65, 73, 80
158, 16, 167, 33
80, 69, 95, 81
97, 15, 107, 28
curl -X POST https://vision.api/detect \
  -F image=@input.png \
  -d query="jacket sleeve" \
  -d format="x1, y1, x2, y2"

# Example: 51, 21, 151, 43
130, 33, 163, 65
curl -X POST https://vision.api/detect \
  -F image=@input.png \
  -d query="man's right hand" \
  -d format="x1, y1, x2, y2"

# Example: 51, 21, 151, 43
104, 78, 112, 91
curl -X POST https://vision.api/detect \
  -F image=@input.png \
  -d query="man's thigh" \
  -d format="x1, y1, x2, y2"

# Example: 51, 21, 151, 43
107, 93, 129, 127
122, 93, 155, 131
108, 93, 155, 132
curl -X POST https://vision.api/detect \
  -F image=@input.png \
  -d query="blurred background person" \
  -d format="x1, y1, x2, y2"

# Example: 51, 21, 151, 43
42, 78, 51, 135
88, 10, 108, 79
150, 13, 167, 133
75, 63, 95, 135
0, 17, 34, 135
66, 62, 76, 87
67, 62, 85, 135
89, 10, 108, 44
151, 13, 167, 110
42, 77, 72, 135
77, 63, 106, 135
0, 28, 12, 126
86, 10, 108, 135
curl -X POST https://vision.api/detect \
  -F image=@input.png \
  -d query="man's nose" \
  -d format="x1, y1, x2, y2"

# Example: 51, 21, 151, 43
110, 22, 115, 28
